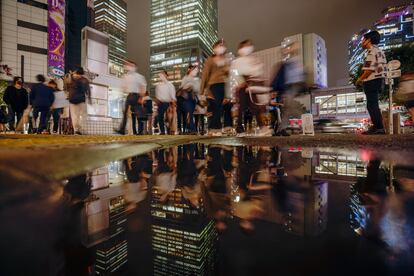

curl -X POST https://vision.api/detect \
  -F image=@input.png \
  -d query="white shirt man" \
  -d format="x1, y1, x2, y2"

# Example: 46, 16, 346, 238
117, 63, 147, 135
155, 73, 176, 103
123, 66, 147, 95
362, 45, 387, 82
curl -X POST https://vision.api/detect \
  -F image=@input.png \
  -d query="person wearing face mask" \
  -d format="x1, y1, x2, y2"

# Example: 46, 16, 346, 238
180, 65, 200, 134
231, 40, 269, 136
3, 77, 28, 132
155, 70, 176, 135
116, 61, 147, 135
200, 40, 230, 136
356, 31, 387, 135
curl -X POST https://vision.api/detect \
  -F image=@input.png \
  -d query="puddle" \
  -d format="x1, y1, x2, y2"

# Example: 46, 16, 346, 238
0, 144, 413, 275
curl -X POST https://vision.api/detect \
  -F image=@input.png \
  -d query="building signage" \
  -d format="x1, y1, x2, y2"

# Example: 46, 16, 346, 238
48, 0, 65, 77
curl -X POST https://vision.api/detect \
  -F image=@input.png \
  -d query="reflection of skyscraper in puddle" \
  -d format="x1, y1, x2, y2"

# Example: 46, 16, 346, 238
82, 163, 129, 275
151, 187, 218, 275
272, 180, 328, 237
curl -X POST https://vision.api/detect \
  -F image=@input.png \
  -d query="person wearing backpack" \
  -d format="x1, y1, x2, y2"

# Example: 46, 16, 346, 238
68, 67, 91, 135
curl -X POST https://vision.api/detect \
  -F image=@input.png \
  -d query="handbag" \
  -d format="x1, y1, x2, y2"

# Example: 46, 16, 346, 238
247, 86, 272, 106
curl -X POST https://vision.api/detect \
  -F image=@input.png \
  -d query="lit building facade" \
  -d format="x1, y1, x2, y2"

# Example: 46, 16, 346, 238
94, 0, 127, 77
348, 3, 414, 77
311, 86, 369, 120
1, 0, 48, 83
252, 33, 328, 89
150, 0, 218, 89
151, 185, 218, 275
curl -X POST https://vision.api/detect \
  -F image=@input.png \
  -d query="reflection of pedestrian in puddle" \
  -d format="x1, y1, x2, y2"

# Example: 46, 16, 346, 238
178, 145, 202, 208
153, 148, 177, 203
123, 154, 152, 211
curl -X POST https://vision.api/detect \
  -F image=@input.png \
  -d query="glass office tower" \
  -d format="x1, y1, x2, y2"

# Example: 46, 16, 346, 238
94, 0, 127, 77
150, 0, 218, 89
348, 4, 414, 77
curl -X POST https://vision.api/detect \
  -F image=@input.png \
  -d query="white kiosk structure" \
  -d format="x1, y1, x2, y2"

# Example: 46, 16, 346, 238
81, 27, 125, 135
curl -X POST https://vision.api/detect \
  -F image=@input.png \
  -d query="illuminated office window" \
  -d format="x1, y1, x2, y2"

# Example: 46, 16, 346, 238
94, 0, 128, 77
150, 0, 218, 91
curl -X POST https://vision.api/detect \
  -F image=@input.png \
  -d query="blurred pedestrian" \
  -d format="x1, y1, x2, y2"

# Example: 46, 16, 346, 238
0, 105, 8, 132
271, 39, 306, 136
356, 31, 387, 135
180, 65, 200, 134
2, 77, 28, 132
30, 74, 55, 134
143, 91, 153, 134
200, 40, 230, 136
155, 70, 176, 135
48, 80, 64, 134
194, 94, 207, 135
176, 82, 186, 134
68, 67, 91, 135
117, 61, 147, 135
231, 39, 269, 136
269, 92, 282, 135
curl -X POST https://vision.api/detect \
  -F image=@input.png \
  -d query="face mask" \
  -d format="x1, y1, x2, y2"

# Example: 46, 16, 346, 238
214, 46, 226, 56
190, 68, 199, 77
238, 46, 254, 57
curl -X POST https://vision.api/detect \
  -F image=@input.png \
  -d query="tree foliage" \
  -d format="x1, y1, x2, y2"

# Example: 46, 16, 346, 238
385, 44, 414, 74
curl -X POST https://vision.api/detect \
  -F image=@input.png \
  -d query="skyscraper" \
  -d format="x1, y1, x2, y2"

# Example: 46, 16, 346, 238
94, 0, 127, 77
348, 3, 414, 77
150, 0, 218, 89
66, 0, 92, 73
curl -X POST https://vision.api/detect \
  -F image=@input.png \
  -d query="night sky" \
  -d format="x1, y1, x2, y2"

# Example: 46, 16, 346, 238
125, 0, 408, 86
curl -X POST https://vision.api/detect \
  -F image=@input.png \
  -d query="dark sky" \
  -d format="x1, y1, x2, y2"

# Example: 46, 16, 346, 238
126, 0, 408, 86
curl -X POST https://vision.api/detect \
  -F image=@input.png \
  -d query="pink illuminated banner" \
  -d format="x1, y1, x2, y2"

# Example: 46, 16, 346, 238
48, 0, 65, 77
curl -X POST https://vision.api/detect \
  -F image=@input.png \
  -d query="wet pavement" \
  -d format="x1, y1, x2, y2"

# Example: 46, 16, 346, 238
0, 144, 414, 276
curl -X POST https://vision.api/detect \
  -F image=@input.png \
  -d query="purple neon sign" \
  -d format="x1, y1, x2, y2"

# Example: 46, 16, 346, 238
48, 0, 65, 77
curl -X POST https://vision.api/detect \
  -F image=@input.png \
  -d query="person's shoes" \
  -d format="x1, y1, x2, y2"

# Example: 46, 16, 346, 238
362, 127, 386, 135
115, 129, 126, 135
74, 131, 82, 136
223, 127, 234, 136
236, 126, 245, 134
275, 129, 290, 137
208, 129, 222, 137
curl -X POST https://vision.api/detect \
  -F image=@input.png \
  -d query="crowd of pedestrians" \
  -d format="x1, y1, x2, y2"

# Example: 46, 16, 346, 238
1, 67, 91, 135
1, 31, 413, 136
115, 38, 304, 137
